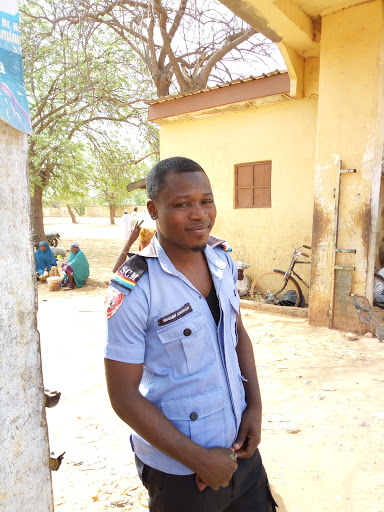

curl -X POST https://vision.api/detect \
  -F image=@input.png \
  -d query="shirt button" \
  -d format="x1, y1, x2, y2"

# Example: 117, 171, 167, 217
190, 412, 198, 421
183, 328, 192, 336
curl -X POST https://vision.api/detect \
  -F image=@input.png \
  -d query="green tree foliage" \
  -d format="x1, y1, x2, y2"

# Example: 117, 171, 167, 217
87, 140, 153, 224
128, 188, 148, 206
21, 0, 279, 237
43, 146, 91, 223
71, 199, 88, 217
20, 1, 157, 238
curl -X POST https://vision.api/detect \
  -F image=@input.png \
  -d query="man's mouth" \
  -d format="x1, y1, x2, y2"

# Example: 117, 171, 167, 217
185, 224, 210, 233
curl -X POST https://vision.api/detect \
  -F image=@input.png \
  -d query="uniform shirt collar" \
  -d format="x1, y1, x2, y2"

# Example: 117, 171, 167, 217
139, 234, 227, 273
139, 235, 177, 276
138, 235, 158, 258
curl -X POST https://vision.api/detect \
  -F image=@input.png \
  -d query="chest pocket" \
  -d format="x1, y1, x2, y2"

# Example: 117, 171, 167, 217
156, 312, 216, 378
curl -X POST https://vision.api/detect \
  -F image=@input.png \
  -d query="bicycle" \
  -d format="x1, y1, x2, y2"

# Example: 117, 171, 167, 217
250, 245, 311, 307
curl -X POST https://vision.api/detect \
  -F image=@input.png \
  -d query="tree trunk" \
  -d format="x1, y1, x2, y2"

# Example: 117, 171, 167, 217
30, 185, 46, 243
66, 204, 77, 224
109, 204, 116, 225
155, 75, 172, 97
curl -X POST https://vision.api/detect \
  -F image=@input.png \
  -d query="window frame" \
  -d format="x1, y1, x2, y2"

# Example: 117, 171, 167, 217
234, 160, 272, 209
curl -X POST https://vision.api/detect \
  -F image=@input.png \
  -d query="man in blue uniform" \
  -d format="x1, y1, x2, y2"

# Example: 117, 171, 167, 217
105, 157, 277, 511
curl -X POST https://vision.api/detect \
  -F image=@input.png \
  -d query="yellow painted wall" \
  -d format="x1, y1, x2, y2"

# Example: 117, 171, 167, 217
216, 0, 384, 327
159, 96, 318, 301
308, 0, 384, 327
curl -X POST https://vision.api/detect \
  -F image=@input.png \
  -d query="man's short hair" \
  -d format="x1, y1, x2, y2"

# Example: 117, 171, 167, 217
146, 157, 206, 200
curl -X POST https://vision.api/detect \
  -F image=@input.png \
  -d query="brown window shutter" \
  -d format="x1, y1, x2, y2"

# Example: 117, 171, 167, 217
235, 161, 271, 208
235, 163, 253, 207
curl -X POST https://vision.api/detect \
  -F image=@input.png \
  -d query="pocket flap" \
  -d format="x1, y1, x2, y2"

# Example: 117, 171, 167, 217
157, 312, 204, 344
161, 388, 224, 420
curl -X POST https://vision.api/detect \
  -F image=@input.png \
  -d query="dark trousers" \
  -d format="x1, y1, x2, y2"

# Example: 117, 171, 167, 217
135, 449, 277, 512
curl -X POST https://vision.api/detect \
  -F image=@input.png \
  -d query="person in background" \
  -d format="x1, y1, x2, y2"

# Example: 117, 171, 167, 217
131, 207, 139, 229
35, 241, 59, 281
133, 210, 157, 250
120, 209, 132, 241
61, 243, 90, 289
113, 222, 142, 273
138, 226, 156, 250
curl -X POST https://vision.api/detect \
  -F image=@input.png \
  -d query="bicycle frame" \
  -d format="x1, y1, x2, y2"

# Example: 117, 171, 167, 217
274, 245, 311, 296
291, 268, 310, 289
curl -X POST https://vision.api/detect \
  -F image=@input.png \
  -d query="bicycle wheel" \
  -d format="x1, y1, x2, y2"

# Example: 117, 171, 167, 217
250, 270, 303, 307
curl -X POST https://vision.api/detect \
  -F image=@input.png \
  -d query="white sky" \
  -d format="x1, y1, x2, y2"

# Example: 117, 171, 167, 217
0, 0, 18, 16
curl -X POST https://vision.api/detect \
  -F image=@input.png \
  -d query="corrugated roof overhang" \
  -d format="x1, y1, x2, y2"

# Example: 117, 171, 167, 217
147, 71, 291, 124
126, 177, 146, 192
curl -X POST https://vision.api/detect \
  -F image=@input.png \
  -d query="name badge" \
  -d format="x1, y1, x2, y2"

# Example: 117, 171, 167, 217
158, 303, 193, 326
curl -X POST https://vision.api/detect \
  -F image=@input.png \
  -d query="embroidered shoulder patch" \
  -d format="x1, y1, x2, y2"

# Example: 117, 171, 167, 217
105, 286, 124, 319
220, 241, 232, 252
111, 254, 148, 291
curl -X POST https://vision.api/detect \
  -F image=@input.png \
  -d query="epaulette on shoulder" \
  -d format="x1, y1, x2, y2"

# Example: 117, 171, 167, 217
208, 236, 232, 253
111, 254, 148, 291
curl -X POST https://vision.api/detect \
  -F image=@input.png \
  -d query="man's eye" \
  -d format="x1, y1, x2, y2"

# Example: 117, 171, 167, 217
175, 202, 189, 208
202, 200, 214, 205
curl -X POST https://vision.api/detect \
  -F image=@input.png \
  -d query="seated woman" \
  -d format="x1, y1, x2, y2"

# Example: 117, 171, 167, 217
61, 243, 90, 289
35, 241, 59, 281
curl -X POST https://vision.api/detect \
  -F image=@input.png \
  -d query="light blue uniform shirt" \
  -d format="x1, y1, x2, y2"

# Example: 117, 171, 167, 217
105, 235, 246, 475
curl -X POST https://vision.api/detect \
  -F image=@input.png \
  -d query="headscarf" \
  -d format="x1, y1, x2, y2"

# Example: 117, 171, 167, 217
35, 241, 57, 274
68, 243, 90, 288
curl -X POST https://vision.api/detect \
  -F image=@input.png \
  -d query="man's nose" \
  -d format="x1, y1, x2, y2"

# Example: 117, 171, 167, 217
189, 202, 206, 219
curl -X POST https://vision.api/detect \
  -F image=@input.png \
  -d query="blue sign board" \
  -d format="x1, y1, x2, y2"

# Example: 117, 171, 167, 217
0, 1, 31, 133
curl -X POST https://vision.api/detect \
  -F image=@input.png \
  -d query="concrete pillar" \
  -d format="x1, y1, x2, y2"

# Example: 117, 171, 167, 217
309, 1, 384, 330
0, 120, 53, 510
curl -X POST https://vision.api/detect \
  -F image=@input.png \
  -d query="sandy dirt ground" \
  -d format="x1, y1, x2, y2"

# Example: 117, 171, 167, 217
38, 217, 384, 512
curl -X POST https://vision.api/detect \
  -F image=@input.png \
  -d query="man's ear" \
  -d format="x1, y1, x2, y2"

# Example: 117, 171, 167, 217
147, 199, 158, 220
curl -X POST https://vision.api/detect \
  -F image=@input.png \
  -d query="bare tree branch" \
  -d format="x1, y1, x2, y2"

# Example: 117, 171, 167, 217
133, 151, 160, 164
25, 0, 276, 97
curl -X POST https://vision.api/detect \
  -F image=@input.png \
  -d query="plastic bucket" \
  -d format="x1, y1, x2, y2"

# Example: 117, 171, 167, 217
47, 276, 61, 291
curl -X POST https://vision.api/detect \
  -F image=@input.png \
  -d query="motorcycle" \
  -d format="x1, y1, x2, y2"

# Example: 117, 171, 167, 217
46, 231, 61, 247
32, 231, 61, 248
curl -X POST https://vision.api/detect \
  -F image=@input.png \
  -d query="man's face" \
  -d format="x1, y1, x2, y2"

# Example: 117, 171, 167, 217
71, 246, 79, 254
40, 244, 46, 252
149, 171, 216, 253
